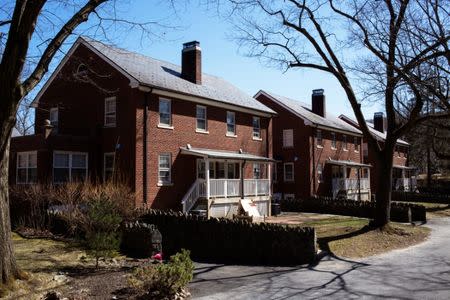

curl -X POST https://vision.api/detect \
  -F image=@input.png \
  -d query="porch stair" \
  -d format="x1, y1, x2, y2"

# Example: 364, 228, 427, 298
189, 198, 207, 217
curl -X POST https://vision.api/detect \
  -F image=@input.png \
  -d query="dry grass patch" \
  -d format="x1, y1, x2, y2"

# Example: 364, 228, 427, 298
413, 202, 450, 218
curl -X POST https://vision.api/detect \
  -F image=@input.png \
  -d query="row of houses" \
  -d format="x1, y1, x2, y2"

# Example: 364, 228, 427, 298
9, 38, 416, 218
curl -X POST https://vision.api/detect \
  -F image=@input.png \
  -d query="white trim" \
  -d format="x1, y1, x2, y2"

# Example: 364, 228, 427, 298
103, 152, 115, 180
32, 37, 139, 107
255, 90, 362, 136
16, 151, 37, 184
283, 162, 295, 182
158, 97, 172, 127
104, 96, 117, 127
158, 153, 172, 185
153, 88, 273, 117
252, 116, 261, 139
283, 129, 294, 148
226, 111, 236, 136
196, 105, 208, 132
52, 151, 88, 183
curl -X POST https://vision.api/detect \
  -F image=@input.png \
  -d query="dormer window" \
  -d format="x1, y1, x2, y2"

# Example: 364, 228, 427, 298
104, 97, 116, 127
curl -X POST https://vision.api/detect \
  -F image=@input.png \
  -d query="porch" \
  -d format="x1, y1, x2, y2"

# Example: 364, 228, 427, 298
179, 146, 274, 218
327, 159, 371, 201
393, 166, 417, 192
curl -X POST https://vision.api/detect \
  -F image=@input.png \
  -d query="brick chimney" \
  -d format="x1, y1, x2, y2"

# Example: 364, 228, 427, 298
312, 89, 326, 118
181, 41, 201, 84
373, 112, 385, 133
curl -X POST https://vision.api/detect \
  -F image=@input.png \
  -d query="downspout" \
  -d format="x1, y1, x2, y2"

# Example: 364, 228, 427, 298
311, 126, 317, 197
143, 88, 153, 205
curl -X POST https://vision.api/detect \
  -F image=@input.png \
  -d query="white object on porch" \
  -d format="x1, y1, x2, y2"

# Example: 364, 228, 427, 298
239, 199, 261, 217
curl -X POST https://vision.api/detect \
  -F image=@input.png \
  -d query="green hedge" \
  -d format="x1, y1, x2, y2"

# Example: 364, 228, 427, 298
138, 210, 317, 265
392, 191, 450, 205
280, 197, 426, 223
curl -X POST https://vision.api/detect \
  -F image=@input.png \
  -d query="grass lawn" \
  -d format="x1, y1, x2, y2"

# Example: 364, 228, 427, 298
266, 213, 430, 259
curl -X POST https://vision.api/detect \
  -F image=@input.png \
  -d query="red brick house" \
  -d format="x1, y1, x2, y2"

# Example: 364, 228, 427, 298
339, 113, 417, 192
9, 37, 276, 218
255, 90, 371, 201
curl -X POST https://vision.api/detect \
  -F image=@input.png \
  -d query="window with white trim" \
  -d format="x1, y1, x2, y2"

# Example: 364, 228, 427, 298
17, 151, 37, 184
159, 98, 172, 127
343, 135, 348, 150
196, 105, 207, 131
104, 152, 115, 181
354, 137, 360, 152
253, 163, 261, 179
104, 97, 116, 127
53, 151, 88, 183
284, 163, 294, 182
283, 129, 294, 148
252, 116, 261, 139
158, 153, 172, 184
316, 129, 323, 147
226, 111, 236, 135
331, 132, 336, 149
317, 163, 324, 182
49, 107, 58, 129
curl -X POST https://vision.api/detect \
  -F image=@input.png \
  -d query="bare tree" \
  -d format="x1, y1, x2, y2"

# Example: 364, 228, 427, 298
226, 0, 449, 228
14, 97, 34, 136
0, 0, 175, 285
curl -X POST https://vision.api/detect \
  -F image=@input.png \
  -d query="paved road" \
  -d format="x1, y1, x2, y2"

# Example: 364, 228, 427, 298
189, 217, 450, 299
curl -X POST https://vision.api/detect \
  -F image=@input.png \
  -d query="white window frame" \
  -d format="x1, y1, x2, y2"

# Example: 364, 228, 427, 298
252, 116, 261, 140
52, 151, 88, 183
343, 135, 348, 151
226, 111, 236, 136
316, 129, 323, 147
158, 153, 172, 185
283, 163, 294, 182
158, 98, 172, 128
283, 129, 294, 148
16, 151, 37, 184
104, 96, 117, 127
49, 107, 59, 128
253, 163, 261, 179
331, 132, 336, 149
103, 152, 115, 181
354, 137, 360, 152
196, 105, 208, 132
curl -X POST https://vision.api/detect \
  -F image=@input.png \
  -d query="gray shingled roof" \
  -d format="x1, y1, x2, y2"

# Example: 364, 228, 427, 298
258, 90, 362, 135
81, 37, 274, 114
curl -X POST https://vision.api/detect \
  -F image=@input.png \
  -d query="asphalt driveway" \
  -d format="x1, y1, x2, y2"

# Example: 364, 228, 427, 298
189, 217, 450, 299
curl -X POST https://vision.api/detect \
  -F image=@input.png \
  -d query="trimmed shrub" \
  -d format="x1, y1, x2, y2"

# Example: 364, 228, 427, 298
121, 222, 162, 257
138, 209, 317, 265
280, 197, 425, 223
129, 249, 194, 299
392, 191, 450, 204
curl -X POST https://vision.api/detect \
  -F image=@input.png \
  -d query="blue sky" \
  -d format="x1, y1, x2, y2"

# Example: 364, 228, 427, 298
35, 1, 384, 120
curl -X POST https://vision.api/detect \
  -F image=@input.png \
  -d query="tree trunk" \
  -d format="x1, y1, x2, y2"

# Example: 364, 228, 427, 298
373, 148, 394, 228
0, 136, 19, 285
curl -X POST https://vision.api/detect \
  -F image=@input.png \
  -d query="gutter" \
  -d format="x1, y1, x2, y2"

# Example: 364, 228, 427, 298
141, 87, 153, 204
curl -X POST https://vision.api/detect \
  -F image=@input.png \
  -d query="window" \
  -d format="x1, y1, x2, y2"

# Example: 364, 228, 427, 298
196, 105, 207, 132
253, 163, 261, 179
217, 162, 226, 178
284, 163, 294, 182
158, 153, 172, 185
362, 168, 369, 178
354, 137, 360, 152
316, 130, 323, 147
331, 132, 336, 149
226, 111, 236, 136
228, 163, 238, 179
343, 135, 348, 150
49, 107, 58, 128
17, 151, 37, 184
283, 129, 294, 148
53, 151, 87, 183
317, 163, 324, 182
104, 153, 115, 181
252, 116, 261, 139
104, 97, 116, 127
159, 98, 172, 127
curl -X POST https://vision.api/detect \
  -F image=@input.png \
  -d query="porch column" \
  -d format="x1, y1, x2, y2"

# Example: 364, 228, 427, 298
240, 161, 245, 199
205, 157, 210, 199
268, 162, 271, 196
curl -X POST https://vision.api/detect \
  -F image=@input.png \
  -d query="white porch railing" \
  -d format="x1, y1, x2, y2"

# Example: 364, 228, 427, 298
181, 179, 206, 213
210, 178, 270, 198
332, 178, 370, 198
393, 178, 417, 191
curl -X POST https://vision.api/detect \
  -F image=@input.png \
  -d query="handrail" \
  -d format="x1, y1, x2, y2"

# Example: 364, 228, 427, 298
181, 179, 204, 213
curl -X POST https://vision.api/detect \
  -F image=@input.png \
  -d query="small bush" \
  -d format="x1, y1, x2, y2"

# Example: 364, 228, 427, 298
84, 197, 122, 267
129, 249, 194, 299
